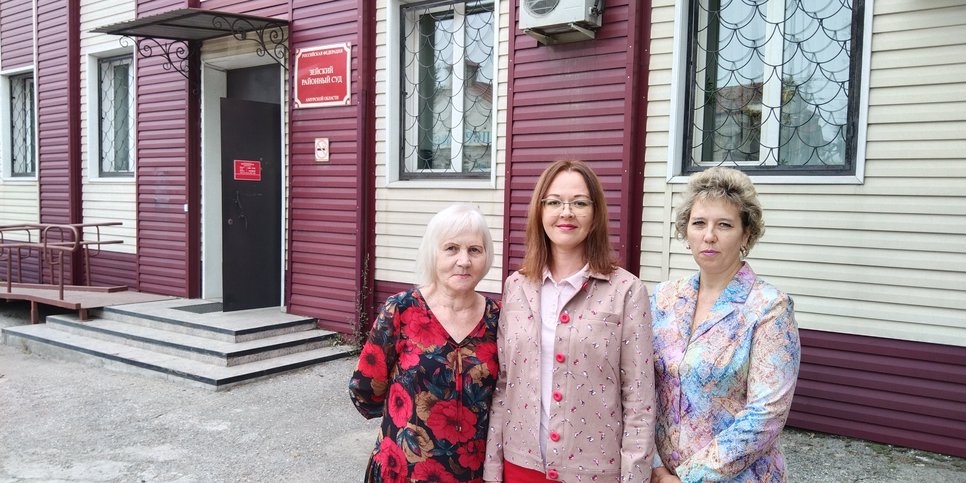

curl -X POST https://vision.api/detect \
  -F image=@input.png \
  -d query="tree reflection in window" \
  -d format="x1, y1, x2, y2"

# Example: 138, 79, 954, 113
686, 0, 862, 174
401, 1, 495, 179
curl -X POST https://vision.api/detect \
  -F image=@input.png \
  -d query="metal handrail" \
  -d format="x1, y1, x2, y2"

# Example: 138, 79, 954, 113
0, 222, 124, 300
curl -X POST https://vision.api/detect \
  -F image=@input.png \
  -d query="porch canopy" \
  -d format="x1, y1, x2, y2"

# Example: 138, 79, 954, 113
91, 8, 290, 74
92, 8, 288, 42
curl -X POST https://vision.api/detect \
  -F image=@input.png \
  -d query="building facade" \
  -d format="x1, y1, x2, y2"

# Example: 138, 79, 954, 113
1, 0, 964, 458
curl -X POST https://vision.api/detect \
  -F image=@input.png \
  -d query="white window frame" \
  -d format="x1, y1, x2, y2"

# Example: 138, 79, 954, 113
86, 48, 136, 182
385, 0, 499, 189
0, 67, 37, 181
666, 0, 874, 185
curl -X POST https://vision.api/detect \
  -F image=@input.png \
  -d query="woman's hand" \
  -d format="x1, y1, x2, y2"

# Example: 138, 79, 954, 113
651, 466, 682, 483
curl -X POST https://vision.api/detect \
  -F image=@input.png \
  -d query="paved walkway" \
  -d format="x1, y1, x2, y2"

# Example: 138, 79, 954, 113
1, 303, 964, 482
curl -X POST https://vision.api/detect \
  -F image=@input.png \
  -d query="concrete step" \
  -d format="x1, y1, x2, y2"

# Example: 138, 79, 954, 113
96, 300, 317, 343
2, 323, 357, 390
44, 314, 338, 366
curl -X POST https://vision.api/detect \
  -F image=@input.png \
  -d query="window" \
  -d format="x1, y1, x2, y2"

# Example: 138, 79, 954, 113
9, 73, 35, 177
682, 0, 865, 175
399, 0, 495, 180
98, 55, 134, 177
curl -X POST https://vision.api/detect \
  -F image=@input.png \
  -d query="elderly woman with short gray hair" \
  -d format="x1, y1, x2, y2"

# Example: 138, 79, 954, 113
350, 203, 500, 482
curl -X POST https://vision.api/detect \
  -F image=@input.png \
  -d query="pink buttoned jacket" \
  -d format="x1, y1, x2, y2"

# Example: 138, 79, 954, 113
483, 267, 656, 482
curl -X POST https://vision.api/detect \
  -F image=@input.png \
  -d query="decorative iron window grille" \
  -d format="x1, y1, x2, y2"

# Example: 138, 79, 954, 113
98, 55, 135, 177
399, 0, 495, 179
683, 0, 864, 175
9, 73, 35, 177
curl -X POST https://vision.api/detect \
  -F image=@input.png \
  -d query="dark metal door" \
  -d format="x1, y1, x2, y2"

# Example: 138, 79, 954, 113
221, 98, 281, 312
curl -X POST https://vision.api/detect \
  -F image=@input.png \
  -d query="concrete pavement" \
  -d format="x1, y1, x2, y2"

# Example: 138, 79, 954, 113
1, 302, 964, 482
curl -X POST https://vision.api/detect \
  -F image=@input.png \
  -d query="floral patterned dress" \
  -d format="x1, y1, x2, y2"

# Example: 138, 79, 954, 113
349, 288, 500, 483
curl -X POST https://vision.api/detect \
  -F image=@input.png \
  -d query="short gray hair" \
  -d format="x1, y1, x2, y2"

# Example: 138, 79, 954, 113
415, 204, 494, 287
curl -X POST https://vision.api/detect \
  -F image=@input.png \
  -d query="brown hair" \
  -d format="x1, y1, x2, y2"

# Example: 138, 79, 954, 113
674, 166, 765, 257
519, 160, 616, 280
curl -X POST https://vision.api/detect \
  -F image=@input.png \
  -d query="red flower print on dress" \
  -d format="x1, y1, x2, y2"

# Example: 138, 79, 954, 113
401, 308, 446, 347
457, 439, 485, 470
358, 343, 387, 382
412, 459, 459, 483
373, 437, 407, 483
426, 399, 478, 443
474, 341, 498, 377
388, 383, 414, 427
398, 339, 420, 370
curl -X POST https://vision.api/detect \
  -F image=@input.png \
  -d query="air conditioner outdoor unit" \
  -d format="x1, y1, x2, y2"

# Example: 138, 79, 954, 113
519, 0, 603, 44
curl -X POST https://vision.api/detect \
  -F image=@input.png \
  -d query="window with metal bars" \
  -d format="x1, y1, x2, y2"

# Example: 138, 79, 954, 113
98, 55, 135, 177
9, 73, 35, 177
399, 0, 495, 179
683, 0, 865, 175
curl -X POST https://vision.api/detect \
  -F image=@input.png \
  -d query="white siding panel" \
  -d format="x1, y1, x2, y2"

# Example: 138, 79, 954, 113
869, 102, 966, 123
641, 2, 966, 346
80, 0, 137, 254
373, 1, 508, 291
0, 182, 40, 241
873, 24, 965, 51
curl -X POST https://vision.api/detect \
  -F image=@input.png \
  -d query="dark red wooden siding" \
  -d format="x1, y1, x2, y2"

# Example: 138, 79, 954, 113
0, 0, 37, 283
789, 329, 966, 458
85, 251, 138, 288
36, 0, 73, 225
199, 0, 289, 17
285, 0, 373, 333
0, 0, 33, 70
502, 1, 649, 277
134, 0, 199, 297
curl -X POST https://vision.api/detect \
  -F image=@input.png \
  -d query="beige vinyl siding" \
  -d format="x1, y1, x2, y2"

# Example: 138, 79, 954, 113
0, 183, 39, 235
79, 0, 136, 254
373, 1, 508, 295
641, 0, 966, 347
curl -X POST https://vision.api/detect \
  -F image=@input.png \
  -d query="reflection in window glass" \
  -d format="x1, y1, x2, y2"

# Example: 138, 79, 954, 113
401, 1, 495, 179
10, 73, 35, 177
99, 55, 134, 176
686, 0, 861, 174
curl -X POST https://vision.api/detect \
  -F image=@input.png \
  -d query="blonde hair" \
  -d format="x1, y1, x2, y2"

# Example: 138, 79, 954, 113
675, 167, 764, 256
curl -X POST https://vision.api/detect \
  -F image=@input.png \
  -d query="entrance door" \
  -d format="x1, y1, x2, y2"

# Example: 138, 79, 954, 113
220, 98, 281, 312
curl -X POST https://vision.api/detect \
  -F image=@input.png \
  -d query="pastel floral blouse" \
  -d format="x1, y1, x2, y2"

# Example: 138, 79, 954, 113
349, 288, 500, 483
651, 263, 800, 482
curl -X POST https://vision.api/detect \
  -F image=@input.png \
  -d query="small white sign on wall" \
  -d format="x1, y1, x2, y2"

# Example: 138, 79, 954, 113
315, 138, 330, 163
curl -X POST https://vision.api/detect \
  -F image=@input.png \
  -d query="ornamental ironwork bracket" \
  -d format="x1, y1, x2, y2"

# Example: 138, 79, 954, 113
122, 36, 195, 80
212, 14, 289, 70
116, 15, 288, 79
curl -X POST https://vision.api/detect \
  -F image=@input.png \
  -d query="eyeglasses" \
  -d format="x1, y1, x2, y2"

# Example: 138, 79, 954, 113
540, 198, 594, 214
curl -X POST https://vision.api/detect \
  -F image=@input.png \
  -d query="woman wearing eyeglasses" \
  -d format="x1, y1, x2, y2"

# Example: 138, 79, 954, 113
483, 160, 656, 482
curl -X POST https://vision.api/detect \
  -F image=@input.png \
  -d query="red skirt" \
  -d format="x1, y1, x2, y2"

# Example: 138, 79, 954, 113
504, 460, 555, 482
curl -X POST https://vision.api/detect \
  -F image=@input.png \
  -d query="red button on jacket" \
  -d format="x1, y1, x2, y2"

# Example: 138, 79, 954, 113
555, 353, 566, 363
549, 431, 561, 442
552, 391, 563, 401
547, 469, 559, 479
559, 312, 570, 323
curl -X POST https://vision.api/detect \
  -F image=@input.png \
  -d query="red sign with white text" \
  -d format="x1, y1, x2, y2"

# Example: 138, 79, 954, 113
294, 42, 351, 108
234, 160, 261, 181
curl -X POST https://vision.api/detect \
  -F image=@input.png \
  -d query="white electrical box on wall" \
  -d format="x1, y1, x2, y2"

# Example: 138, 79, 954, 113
519, 0, 603, 44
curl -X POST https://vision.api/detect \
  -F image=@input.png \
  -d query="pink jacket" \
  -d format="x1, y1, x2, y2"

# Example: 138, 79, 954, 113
483, 267, 656, 482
